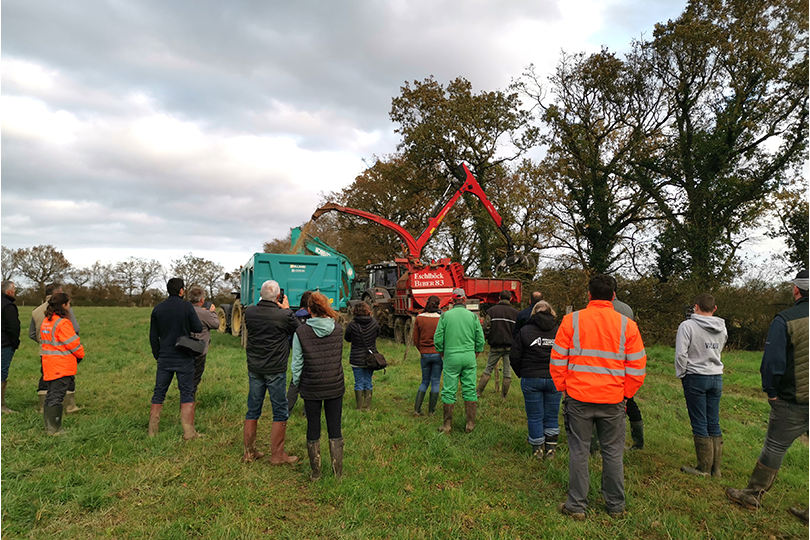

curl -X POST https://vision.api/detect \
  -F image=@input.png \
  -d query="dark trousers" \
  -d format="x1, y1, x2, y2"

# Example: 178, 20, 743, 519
625, 396, 642, 422
192, 354, 206, 399
45, 376, 74, 407
304, 397, 343, 441
39, 360, 75, 392
151, 364, 195, 404
758, 398, 809, 471
564, 397, 626, 514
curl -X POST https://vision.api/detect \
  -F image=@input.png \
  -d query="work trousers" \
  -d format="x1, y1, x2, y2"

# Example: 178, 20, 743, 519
192, 354, 207, 400
45, 375, 74, 407
564, 397, 626, 514
39, 362, 75, 392
440, 351, 477, 404
483, 347, 512, 378
304, 397, 343, 441
758, 398, 809, 471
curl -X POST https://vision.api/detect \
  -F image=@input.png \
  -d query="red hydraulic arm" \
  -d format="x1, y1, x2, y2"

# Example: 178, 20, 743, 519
311, 202, 422, 258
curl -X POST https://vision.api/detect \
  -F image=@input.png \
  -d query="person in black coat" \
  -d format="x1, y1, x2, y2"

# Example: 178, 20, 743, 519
511, 300, 561, 459
148, 277, 203, 440
344, 302, 380, 411
1, 280, 20, 413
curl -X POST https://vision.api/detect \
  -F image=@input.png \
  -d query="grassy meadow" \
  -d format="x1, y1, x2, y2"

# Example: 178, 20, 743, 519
1, 306, 808, 539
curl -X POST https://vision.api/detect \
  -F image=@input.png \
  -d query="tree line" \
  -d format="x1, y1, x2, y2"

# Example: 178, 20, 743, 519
266, 0, 807, 295
1, 245, 240, 306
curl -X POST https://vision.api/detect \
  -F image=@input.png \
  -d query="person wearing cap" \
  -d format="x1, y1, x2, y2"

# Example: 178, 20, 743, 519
434, 288, 485, 434
726, 269, 809, 525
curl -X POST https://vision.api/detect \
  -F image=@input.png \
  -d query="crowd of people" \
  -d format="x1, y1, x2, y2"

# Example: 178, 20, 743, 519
0, 269, 806, 524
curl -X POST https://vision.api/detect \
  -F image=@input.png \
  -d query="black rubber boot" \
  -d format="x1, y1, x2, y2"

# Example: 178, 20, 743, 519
681, 435, 713, 476
414, 390, 426, 416
43, 404, 64, 435
544, 435, 559, 460
726, 461, 778, 510
427, 392, 440, 415
627, 420, 644, 450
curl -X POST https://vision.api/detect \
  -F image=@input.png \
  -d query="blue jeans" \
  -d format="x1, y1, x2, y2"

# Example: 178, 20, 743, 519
682, 374, 722, 437
418, 353, 442, 394
352, 367, 373, 391
1, 347, 15, 382
521, 377, 562, 445
246, 371, 289, 421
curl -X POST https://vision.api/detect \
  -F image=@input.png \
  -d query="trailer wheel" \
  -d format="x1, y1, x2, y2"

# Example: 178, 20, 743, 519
403, 316, 414, 345
393, 317, 405, 344
231, 300, 242, 337
216, 304, 232, 333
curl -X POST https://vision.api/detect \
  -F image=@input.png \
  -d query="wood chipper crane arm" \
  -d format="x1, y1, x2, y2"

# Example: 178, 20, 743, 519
311, 202, 422, 259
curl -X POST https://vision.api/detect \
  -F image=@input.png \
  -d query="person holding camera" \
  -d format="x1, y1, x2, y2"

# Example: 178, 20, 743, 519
188, 286, 220, 401
345, 302, 381, 411
241, 280, 300, 464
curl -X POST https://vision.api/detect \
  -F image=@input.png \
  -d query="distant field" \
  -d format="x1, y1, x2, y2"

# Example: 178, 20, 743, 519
1, 306, 807, 539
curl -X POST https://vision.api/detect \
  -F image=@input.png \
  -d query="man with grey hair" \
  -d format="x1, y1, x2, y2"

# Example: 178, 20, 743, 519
29, 282, 81, 413
726, 269, 809, 524
187, 286, 220, 401
1, 280, 20, 413
242, 279, 301, 464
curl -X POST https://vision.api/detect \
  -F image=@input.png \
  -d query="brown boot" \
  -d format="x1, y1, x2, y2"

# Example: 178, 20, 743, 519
476, 373, 491, 398
64, 391, 82, 413
38, 391, 47, 413
180, 402, 201, 440
307, 440, 321, 480
270, 421, 299, 465
681, 436, 713, 476
438, 403, 453, 433
329, 438, 344, 479
148, 403, 162, 437
726, 461, 778, 510
501, 377, 511, 399
1, 381, 16, 414
711, 436, 722, 477
465, 401, 477, 433
242, 419, 265, 462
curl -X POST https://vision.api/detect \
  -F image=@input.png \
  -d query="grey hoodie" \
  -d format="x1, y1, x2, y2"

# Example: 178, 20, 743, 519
674, 314, 728, 378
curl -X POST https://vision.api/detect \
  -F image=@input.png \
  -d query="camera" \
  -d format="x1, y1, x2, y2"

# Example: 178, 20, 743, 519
683, 304, 694, 320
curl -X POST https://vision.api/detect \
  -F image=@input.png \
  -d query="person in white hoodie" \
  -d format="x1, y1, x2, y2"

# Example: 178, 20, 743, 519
675, 293, 728, 477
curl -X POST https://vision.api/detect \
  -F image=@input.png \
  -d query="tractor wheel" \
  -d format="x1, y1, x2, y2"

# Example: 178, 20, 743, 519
393, 317, 405, 344
231, 300, 242, 337
216, 304, 232, 333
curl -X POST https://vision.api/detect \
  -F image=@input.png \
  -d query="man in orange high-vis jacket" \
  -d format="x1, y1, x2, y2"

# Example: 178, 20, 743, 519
551, 274, 646, 520
40, 293, 85, 435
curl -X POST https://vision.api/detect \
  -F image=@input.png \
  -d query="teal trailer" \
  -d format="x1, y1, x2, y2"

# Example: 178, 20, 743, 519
240, 253, 347, 310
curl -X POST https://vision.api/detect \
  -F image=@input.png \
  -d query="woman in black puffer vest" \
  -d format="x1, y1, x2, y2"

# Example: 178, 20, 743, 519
344, 302, 380, 411
510, 301, 561, 460
291, 292, 344, 480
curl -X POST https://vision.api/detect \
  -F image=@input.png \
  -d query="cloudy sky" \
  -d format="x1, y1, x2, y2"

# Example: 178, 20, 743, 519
2, 0, 686, 273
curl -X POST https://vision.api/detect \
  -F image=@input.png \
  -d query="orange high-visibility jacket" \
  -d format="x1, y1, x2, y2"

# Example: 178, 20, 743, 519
550, 300, 646, 404
40, 315, 85, 381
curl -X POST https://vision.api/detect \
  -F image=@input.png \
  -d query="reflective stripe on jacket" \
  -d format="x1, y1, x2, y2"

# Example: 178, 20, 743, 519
550, 300, 646, 404
40, 315, 85, 381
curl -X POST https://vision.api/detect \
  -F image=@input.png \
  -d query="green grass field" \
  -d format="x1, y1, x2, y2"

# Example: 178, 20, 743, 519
2, 306, 807, 539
